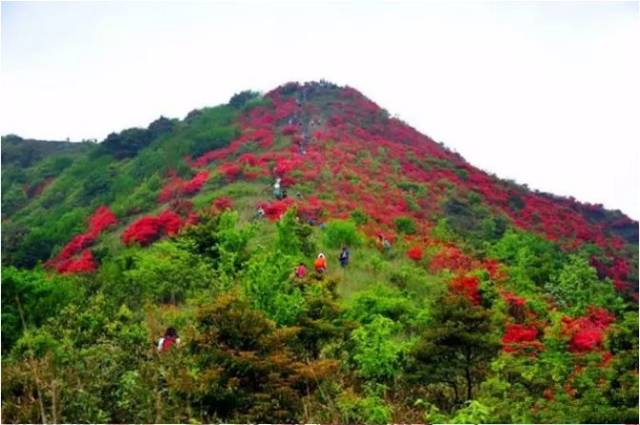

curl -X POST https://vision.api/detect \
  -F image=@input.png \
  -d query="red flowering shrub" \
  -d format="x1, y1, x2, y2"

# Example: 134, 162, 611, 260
213, 197, 233, 212
157, 210, 182, 235
297, 197, 324, 223
158, 177, 182, 203
503, 324, 538, 343
483, 259, 506, 281
159, 171, 209, 203
282, 176, 297, 187
562, 307, 615, 353
88, 206, 118, 236
122, 209, 183, 246
57, 250, 97, 274
292, 134, 303, 145
429, 246, 473, 274
219, 163, 242, 181
407, 245, 423, 262
589, 256, 609, 279
238, 153, 259, 167
502, 292, 527, 322
181, 171, 209, 195
122, 216, 164, 246
608, 257, 630, 291
273, 158, 302, 177
503, 292, 526, 307
55, 234, 95, 263
193, 148, 231, 167
260, 199, 294, 221
281, 124, 299, 135
450, 275, 481, 305
185, 212, 200, 226
502, 324, 542, 353
252, 128, 274, 148
47, 206, 117, 273
170, 199, 194, 216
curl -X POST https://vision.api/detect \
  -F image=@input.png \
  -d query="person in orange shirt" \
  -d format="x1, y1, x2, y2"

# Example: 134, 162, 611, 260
314, 253, 327, 274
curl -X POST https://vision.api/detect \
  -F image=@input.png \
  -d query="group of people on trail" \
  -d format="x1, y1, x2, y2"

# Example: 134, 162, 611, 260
294, 246, 350, 280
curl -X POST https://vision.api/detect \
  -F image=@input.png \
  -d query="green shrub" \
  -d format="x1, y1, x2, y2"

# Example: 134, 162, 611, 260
243, 252, 305, 325
545, 255, 625, 315
337, 389, 392, 425
323, 219, 363, 249
276, 208, 315, 257
351, 315, 407, 382
395, 216, 417, 235
347, 284, 418, 326
123, 241, 217, 305
350, 209, 369, 225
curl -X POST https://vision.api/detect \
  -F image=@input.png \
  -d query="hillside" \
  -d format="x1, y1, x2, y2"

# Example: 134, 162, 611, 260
1, 81, 638, 424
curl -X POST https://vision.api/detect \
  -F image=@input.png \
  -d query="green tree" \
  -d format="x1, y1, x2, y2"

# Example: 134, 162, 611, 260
1, 267, 83, 353
182, 291, 337, 422
351, 315, 408, 382
545, 254, 624, 315
408, 293, 500, 408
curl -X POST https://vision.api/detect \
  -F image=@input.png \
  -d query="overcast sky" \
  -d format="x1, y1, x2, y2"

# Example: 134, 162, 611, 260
2, 1, 638, 218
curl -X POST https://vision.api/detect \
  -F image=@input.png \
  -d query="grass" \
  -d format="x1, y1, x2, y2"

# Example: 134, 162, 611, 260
92, 174, 450, 314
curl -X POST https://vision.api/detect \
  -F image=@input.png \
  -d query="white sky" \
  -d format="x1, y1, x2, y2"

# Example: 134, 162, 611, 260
2, 1, 639, 219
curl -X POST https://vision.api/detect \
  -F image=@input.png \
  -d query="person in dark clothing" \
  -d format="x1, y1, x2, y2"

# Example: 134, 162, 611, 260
339, 246, 350, 267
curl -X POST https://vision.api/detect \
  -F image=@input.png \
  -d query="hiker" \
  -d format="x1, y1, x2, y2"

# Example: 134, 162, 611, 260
339, 246, 350, 268
377, 233, 392, 253
295, 262, 306, 279
383, 238, 392, 253
157, 327, 180, 352
314, 253, 327, 274
273, 177, 283, 199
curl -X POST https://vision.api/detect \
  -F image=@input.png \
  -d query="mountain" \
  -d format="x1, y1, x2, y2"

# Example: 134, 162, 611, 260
1, 81, 638, 424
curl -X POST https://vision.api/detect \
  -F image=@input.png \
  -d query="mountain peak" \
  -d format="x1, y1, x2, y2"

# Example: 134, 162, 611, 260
2, 80, 638, 424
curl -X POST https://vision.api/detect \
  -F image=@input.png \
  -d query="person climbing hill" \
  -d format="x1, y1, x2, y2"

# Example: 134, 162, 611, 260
254, 206, 265, 221
339, 246, 350, 268
294, 262, 306, 279
157, 327, 180, 352
314, 253, 327, 275
273, 177, 283, 199
376, 233, 392, 253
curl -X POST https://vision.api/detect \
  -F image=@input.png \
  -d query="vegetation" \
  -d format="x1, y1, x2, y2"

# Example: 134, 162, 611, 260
1, 81, 638, 423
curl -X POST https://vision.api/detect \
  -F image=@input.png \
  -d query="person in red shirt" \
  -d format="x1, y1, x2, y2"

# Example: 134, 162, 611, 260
157, 327, 180, 352
295, 262, 306, 279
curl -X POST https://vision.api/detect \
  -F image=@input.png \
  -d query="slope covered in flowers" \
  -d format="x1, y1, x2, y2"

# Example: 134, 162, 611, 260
1, 81, 638, 424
